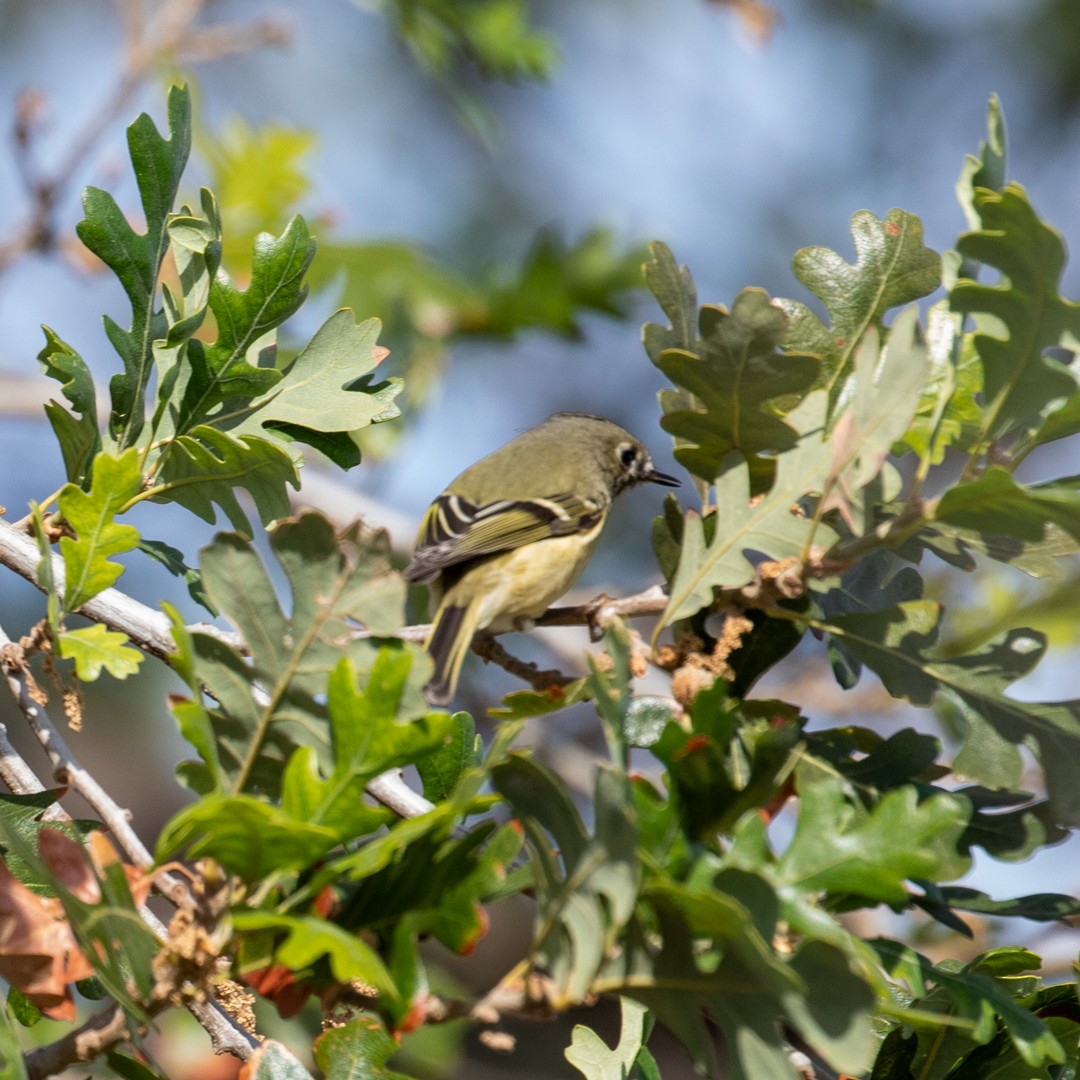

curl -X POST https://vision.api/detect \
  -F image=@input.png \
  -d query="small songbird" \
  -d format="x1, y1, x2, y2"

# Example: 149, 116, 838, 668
405, 412, 680, 705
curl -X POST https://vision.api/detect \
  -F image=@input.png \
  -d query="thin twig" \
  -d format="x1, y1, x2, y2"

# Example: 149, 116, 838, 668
0, 622, 191, 907
23, 1003, 130, 1080
0, 640, 68, 822
0, 0, 291, 276
472, 633, 573, 693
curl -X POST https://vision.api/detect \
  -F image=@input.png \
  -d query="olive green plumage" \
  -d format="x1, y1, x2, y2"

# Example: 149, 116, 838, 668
405, 412, 679, 705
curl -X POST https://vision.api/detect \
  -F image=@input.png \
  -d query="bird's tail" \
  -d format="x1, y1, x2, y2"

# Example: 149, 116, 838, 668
424, 595, 482, 706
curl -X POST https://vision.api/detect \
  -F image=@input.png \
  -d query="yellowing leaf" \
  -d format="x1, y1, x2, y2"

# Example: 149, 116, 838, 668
57, 625, 143, 681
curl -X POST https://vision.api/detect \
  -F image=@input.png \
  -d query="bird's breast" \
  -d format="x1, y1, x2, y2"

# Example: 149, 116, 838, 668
456, 523, 605, 633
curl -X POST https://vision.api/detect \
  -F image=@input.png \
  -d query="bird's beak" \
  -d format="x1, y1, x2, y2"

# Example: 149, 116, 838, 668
645, 467, 681, 487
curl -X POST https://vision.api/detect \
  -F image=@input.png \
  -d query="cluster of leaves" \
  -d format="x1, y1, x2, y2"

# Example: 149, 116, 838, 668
31, 84, 399, 687
6, 85, 1080, 1080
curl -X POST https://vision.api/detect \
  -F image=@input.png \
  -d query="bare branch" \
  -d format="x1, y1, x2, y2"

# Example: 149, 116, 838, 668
0, 0, 292, 277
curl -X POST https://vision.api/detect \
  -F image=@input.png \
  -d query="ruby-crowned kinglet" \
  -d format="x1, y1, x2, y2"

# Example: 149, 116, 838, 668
405, 412, 680, 704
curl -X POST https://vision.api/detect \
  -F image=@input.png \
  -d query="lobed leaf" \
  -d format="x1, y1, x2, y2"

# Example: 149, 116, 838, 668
565, 997, 651, 1080
660, 392, 837, 627
492, 756, 639, 1005
821, 306, 928, 531
38, 327, 100, 487
644, 243, 818, 494
167, 511, 412, 798
56, 448, 142, 614
822, 602, 1080, 825
778, 777, 970, 905
618, 880, 875, 1079
57, 625, 143, 682
175, 215, 314, 427
149, 425, 298, 535
778, 208, 941, 405
951, 183, 1080, 444
314, 1016, 414, 1080
75, 84, 191, 448
228, 310, 402, 469
233, 911, 399, 1004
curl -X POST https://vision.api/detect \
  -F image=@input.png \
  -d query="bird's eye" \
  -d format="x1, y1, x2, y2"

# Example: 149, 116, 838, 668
619, 445, 639, 469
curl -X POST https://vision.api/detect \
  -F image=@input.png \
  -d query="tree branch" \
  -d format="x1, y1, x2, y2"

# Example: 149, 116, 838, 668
23, 1003, 130, 1080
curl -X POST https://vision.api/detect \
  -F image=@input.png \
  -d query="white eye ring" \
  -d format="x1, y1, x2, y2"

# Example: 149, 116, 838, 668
619, 444, 638, 468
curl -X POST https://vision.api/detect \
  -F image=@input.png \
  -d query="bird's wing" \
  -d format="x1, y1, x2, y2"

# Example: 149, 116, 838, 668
404, 491, 604, 583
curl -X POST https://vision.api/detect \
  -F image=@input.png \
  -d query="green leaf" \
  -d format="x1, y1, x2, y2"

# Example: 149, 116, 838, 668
38, 327, 100, 486
57, 624, 143, 681
415, 711, 480, 802
822, 306, 928, 530
779, 208, 941, 403
951, 183, 1080, 442
104, 1049, 170, 1080
927, 885, 1080, 923
0, 791, 93, 893
934, 466, 1080, 547
156, 793, 343, 881
175, 216, 315, 426
812, 551, 924, 688
75, 84, 191, 448
620, 882, 875, 1079
137, 537, 214, 614
492, 756, 639, 1005
486, 679, 590, 721
660, 392, 837, 626
314, 1017, 414, 1080
228, 310, 401, 466
873, 940, 1065, 1071
565, 997, 651, 1080
232, 911, 399, 1004
778, 777, 970, 905
956, 787, 1068, 862
898, 304, 983, 464
6, 986, 43, 1029
481, 227, 646, 337
167, 511, 412, 797
648, 282, 819, 487
957, 94, 1007, 232
202, 116, 314, 255
821, 603, 1080, 825
652, 684, 802, 839
0, 999, 30, 1079
280, 654, 453, 836
149, 426, 298, 534
56, 448, 142, 613
901, 508, 1080, 581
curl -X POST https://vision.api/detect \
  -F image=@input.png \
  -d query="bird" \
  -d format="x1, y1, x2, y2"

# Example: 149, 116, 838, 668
405, 412, 680, 705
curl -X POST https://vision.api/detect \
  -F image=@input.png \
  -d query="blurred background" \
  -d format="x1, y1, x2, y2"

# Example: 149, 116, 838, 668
3, 0, 1080, 1075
